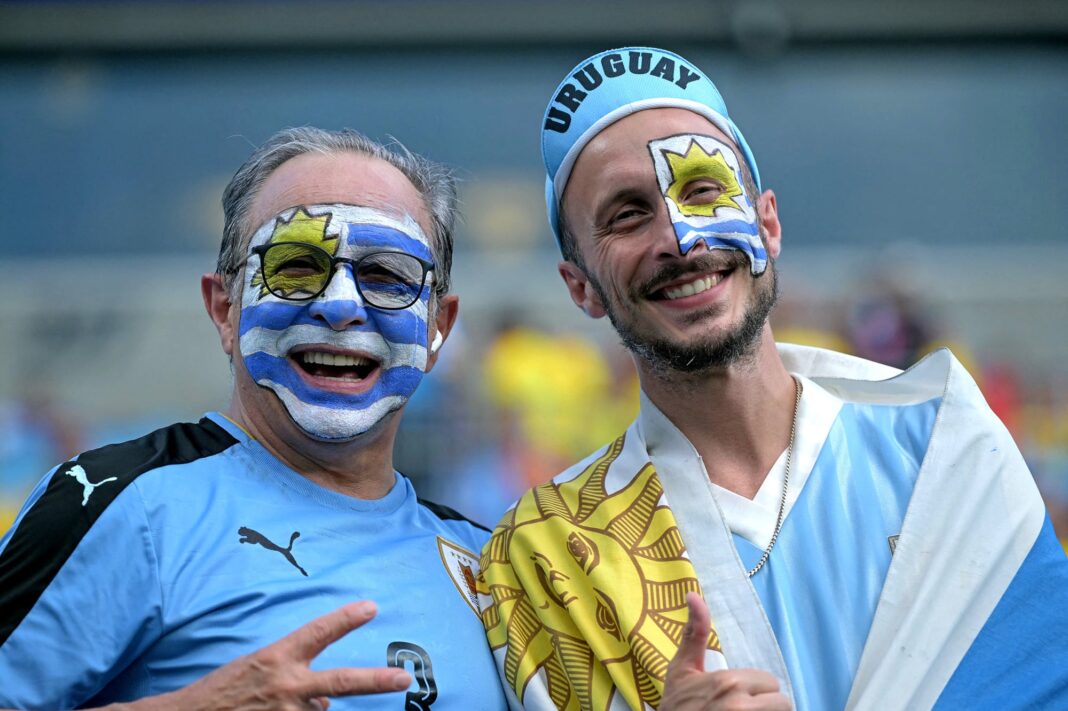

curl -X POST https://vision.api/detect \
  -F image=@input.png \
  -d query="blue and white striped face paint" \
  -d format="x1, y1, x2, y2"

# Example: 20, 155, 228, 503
648, 133, 767, 275
237, 203, 434, 440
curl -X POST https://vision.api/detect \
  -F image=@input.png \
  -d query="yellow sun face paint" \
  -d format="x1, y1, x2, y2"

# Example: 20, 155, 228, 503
664, 140, 746, 218
648, 133, 768, 274
251, 208, 338, 300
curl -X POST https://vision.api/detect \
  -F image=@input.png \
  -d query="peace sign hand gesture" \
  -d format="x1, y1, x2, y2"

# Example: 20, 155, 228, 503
105, 601, 410, 711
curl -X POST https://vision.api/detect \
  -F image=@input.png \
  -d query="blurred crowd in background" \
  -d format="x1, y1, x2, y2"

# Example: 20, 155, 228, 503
1, 1, 1066, 550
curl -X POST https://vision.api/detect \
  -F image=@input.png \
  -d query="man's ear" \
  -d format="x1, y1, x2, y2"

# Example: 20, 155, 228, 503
425, 293, 459, 373
757, 189, 782, 259
558, 260, 606, 319
202, 273, 236, 356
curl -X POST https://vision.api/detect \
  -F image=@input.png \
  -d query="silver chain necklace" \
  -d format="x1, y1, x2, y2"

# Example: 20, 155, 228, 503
747, 376, 802, 578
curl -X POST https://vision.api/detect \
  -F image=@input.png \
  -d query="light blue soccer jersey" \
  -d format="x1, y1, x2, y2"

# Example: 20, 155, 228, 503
659, 351, 1068, 711
0, 413, 507, 710
731, 395, 938, 711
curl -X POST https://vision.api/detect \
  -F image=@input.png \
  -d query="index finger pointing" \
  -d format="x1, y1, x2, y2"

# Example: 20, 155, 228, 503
276, 602, 379, 662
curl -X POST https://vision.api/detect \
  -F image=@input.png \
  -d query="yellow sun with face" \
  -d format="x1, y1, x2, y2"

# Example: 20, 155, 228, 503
251, 207, 338, 299
663, 140, 745, 217
479, 434, 718, 711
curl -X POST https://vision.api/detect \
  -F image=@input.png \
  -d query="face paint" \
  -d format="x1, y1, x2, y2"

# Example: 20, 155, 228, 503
648, 133, 767, 275
237, 203, 434, 440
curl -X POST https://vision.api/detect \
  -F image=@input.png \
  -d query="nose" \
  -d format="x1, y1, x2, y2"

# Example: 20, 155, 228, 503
306, 263, 368, 330
650, 206, 690, 259
684, 237, 711, 258
651, 204, 714, 261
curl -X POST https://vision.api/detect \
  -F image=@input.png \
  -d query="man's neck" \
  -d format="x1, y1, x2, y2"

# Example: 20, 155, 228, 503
227, 405, 400, 500
637, 331, 795, 499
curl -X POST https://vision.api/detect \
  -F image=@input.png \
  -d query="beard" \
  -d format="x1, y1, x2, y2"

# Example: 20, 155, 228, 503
588, 249, 779, 375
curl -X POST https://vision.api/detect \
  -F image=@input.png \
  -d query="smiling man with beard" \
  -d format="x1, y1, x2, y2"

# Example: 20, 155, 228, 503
0, 127, 507, 710
477, 48, 1068, 711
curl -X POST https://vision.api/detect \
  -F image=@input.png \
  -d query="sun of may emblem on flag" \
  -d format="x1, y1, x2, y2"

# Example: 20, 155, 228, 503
648, 133, 767, 274
478, 434, 722, 710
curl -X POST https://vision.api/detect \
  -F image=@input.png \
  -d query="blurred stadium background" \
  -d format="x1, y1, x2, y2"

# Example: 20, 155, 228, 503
1, 0, 1066, 547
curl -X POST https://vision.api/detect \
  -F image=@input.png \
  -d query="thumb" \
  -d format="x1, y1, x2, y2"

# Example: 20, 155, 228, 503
667, 592, 711, 679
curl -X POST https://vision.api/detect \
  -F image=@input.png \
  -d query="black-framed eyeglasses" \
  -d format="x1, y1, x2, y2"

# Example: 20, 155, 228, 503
247, 242, 435, 310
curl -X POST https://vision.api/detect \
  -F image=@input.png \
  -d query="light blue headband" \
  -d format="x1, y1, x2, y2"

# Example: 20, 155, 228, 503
541, 47, 761, 251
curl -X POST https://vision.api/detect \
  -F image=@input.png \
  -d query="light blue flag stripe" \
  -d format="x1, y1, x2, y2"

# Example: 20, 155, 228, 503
238, 303, 426, 343
674, 216, 760, 237
344, 223, 433, 261
677, 232, 769, 266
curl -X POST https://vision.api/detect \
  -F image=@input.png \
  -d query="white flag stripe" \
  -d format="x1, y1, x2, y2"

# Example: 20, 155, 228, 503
260, 379, 409, 439
249, 204, 430, 248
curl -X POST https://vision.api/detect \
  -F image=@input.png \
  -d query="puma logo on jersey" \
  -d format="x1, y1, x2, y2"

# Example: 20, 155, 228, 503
238, 526, 308, 576
65, 464, 117, 506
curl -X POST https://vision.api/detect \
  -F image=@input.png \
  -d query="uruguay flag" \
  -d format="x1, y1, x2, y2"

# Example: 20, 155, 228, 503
777, 345, 1068, 710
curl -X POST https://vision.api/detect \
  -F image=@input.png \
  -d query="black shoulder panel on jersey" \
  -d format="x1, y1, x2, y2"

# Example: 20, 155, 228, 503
417, 497, 491, 533
0, 417, 237, 646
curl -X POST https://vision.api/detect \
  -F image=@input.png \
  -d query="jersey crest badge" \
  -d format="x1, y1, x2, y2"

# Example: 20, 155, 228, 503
436, 537, 480, 616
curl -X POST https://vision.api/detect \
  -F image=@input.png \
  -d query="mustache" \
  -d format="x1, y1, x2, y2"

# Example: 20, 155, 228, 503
637, 250, 749, 296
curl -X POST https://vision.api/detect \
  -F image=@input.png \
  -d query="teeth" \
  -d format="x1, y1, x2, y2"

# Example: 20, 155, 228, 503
300, 351, 373, 367
663, 274, 721, 300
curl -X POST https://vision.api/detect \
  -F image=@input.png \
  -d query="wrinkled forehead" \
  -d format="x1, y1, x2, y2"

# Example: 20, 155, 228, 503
248, 203, 432, 259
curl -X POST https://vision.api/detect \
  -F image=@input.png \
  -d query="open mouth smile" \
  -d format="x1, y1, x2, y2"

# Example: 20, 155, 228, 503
290, 347, 381, 387
650, 267, 735, 302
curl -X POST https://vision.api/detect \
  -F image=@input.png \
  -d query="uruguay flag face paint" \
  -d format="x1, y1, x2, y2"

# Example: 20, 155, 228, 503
237, 203, 433, 440
648, 133, 767, 275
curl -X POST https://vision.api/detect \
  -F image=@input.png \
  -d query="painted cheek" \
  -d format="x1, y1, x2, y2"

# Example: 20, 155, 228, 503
236, 294, 430, 441
369, 294, 430, 372
239, 289, 301, 341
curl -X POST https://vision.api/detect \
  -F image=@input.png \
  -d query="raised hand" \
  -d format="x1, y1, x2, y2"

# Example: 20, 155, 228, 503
660, 593, 792, 711
108, 601, 411, 711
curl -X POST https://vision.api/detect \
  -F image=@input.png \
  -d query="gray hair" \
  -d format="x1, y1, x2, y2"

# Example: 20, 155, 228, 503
217, 126, 458, 301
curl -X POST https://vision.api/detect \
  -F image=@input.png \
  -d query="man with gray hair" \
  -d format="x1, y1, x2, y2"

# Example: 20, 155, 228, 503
0, 126, 507, 710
